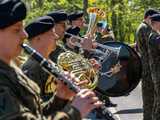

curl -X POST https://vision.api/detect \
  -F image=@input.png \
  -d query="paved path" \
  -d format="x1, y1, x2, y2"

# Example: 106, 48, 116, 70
110, 82, 143, 120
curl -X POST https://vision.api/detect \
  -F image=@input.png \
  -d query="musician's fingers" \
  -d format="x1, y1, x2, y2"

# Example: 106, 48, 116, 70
85, 97, 103, 110
82, 90, 96, 98
92, 42, 98, 49
90, 100, 103, 109
89, 97, 99, 103
77, 89, 92, 96
75, 80, 89, 86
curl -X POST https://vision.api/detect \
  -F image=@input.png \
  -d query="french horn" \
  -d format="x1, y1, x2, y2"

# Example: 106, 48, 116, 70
57, 50, 99, 89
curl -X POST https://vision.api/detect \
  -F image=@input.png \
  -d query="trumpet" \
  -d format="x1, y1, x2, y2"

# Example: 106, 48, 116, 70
64, 32, 121, 62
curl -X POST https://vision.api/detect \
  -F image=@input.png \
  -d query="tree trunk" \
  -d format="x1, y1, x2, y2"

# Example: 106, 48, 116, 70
83, 0, 88, 19
118, 0, 125, 42
111, 0, 118, 41
37, 0, 43, 7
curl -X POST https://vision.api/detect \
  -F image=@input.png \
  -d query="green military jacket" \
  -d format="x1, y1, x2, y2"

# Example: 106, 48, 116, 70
21, 56, 81, 116
135, 21, 152, 77
148, 31, 160, 82
49, 45, 65, 63
0, 59, 81, 120
22, 57, 54, 100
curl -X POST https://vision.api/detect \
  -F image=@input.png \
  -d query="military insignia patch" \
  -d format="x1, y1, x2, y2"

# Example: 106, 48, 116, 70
45, 75, 57, 94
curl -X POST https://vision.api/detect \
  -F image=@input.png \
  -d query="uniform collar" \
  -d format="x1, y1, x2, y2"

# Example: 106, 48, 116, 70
0, 59, 14, 72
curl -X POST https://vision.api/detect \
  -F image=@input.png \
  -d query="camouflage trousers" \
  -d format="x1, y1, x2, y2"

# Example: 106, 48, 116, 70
142, 74, 154, 120
152, 80, 160, 120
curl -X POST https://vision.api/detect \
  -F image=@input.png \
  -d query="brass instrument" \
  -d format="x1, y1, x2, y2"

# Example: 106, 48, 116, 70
57, 50, 99, 89
86, 7, 105, 37
64, 32, 121, 61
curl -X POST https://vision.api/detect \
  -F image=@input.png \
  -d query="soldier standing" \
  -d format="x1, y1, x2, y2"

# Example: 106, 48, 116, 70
135, 9, 159, 120
148, 14, 160, 120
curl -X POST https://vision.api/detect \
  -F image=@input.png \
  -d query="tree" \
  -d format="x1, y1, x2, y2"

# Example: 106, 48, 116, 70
23, 0, 160, 44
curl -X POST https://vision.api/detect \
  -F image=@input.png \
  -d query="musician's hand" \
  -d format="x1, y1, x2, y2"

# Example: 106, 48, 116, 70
71, 89, 102, 118
80, 37, 93, 50
89, 58, 101, 70
55, 72, 88, 100
92, 41, 98, 49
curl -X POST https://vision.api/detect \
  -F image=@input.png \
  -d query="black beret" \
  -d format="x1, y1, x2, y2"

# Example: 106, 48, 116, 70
63, 27, 80, 43
0, 0, 27, 29
25, 16, 55, 39
144, 8, 159, 18
150, 14, 160, 22
68, 11, 84, 21
47, 11, 68, 23
65, 27, 80, 38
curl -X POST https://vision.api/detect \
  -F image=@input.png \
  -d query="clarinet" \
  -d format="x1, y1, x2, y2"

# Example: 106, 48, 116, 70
21, 43, 116, 120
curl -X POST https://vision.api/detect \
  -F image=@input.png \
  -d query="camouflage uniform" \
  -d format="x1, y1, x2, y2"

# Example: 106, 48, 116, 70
0, 60, 81, 120
22, 44, 82, 115
22, 56, 71, 115
49, 45, 65, 63
148, 31, 160, 120
135, 21, 154, 120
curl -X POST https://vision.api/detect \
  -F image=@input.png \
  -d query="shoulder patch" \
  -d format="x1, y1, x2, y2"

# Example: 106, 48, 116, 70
45, 75, 57, 94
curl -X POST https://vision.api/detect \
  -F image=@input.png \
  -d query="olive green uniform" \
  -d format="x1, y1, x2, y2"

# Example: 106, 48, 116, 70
21, 56, 75, 114
22, 44, 85, 117
135, 21, 154, 120
148, 31, 160, 120
0, 59, 81, 120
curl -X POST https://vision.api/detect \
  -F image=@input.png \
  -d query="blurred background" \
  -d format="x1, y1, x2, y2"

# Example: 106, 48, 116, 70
23, 0, 160, 44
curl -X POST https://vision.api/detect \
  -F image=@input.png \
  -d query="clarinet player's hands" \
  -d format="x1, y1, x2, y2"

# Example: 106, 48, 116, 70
71, 89, 102, 118
55, 71, 88, 100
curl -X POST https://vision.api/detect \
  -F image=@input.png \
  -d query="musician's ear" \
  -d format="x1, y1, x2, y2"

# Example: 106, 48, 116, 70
29, 36, 40, 45
37, 36, 41, 41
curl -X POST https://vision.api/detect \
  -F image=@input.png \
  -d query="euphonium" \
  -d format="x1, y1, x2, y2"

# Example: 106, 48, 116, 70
57, 50, 99, 89
86, 7, 105, 37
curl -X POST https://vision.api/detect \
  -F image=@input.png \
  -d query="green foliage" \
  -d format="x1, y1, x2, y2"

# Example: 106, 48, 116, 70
23, 0, 160, 44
